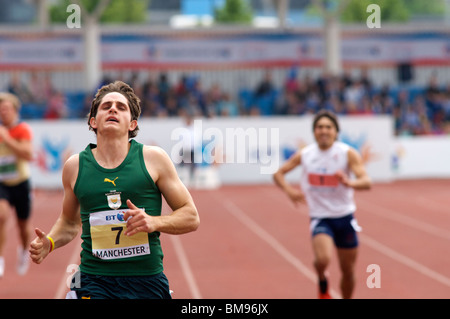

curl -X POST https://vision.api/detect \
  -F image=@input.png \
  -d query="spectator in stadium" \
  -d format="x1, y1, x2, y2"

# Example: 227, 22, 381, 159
344, 79, 366, 107
316, 71, 331, 102
277, 91, 303, 115
141, 78, 162, 117
174, 73, 190, 106
443, 83, 450, 122
44, 90, 68, 120
255, 69, 275, 98
216, 92, 239, 116
200, 90, 217, 118
411, 95, 433, 135
360, 69, 373, 97
29, 80, 199, 299
29, 71, 51, 107
273, 110, 371, 299
0, 92, 34, 278
254, 69, 277, 115
236, 76, 255, 115
425, 74, 445, 128
10, 67, 447, 138
284, 66, 300, 94
7, 72, 32, 104
183, 93, 204, 118
161, 92, 181, 117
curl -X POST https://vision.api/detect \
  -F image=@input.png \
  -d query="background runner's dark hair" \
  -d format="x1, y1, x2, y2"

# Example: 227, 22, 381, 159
312, 110, 340, 133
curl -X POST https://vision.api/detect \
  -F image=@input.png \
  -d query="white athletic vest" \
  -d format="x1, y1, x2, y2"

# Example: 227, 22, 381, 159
300, 141, 356, 218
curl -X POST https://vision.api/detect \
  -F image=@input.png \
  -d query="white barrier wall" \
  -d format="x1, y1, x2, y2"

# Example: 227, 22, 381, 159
28, 115, 394, 189
392, 135, 450, 179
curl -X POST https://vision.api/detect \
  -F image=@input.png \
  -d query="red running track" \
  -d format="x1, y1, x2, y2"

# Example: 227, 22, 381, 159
1, 179, 450, 299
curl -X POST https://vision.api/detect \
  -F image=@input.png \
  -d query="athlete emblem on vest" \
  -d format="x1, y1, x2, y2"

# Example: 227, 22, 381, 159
106, 192, 121, 210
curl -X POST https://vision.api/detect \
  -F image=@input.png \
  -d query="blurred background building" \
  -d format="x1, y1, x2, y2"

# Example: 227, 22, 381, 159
0, 0, 449, 136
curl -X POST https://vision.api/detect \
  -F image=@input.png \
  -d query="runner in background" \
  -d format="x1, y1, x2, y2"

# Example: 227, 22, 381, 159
0, 92, 34, 278
273, 110, 371, 299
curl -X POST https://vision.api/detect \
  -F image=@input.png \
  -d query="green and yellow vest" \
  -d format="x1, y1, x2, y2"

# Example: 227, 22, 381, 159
74, 139, 164, 276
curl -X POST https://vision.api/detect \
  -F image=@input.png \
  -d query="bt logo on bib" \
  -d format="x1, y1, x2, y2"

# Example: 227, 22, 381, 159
105, 212, 125, 222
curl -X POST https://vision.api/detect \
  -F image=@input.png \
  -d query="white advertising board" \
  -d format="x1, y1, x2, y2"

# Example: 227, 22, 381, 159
28, 115, 393, 189
392, 135, 450, 179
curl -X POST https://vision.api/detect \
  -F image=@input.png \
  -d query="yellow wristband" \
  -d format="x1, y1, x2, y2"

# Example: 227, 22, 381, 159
47, 236, 55, 253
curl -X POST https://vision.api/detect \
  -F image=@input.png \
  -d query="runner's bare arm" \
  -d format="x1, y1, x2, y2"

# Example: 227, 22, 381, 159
273, 150, 306, 206
30, 155, 81, 264
0, 126, 33, 160
336, 148, 371, 190
124, 146, 199, 236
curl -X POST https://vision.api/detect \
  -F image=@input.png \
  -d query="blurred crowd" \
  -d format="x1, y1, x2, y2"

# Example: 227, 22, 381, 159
4, 68, 450, 136
6, 71, 69, 120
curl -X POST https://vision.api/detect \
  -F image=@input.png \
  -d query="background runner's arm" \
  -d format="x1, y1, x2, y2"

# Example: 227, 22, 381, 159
340, 148, 372, 190
0, 127, 33, 160
273, 150, 306, 206
273, 150, 301, 190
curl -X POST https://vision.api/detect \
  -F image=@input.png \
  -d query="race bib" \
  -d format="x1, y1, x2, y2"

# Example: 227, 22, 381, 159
0, 155, 19, 181
308, 173, 339, 187
89, 209, 150, 260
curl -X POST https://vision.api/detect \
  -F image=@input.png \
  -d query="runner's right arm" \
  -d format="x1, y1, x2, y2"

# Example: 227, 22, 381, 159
30, 155, 81, 264
273, 150, 306, 207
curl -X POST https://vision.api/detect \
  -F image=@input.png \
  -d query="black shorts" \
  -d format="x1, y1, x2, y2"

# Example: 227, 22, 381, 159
0, 179, 32, 220
310, 214, 361, 249
70, 271, 172, 299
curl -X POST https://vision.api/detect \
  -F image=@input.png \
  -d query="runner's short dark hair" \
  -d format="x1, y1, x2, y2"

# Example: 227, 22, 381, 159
312, 110, 340, 132
88, 81, 141, 138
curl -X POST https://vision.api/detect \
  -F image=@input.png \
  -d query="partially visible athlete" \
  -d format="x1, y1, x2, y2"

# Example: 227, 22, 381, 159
0, 92, 34, 278
273, 110, 371, 299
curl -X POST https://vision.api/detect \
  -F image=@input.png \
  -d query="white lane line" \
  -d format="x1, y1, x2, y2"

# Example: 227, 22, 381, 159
161, 202, 202, 299
357, 198, 450, 241
264, 186, 450, 290
360, 234, 450, 288
221, 198, 341, 299
169, 235, 202, 299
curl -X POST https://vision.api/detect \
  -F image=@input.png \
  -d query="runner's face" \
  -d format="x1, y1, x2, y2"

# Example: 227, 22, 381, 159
0, 101, 17, 127
91, 92, 136, 136
313, 117, 338, 149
